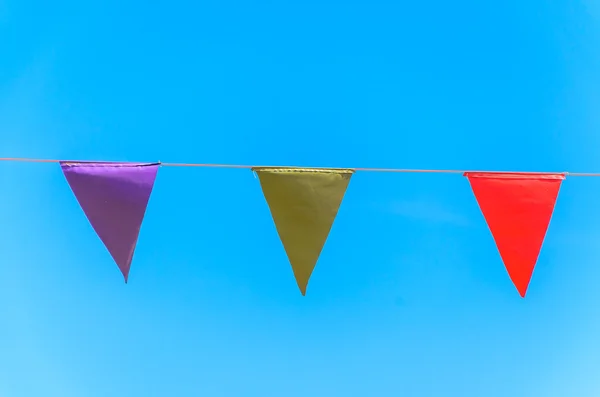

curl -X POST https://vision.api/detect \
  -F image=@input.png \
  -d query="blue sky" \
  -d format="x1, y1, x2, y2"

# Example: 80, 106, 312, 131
2, 0, 600, 395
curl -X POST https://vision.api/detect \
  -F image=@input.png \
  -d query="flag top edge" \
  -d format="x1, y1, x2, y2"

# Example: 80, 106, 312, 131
464, 172, 566, 180
60, 161, 160, 168
252, 166, 354, 174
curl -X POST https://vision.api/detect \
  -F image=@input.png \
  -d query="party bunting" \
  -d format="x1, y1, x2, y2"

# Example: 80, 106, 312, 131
0, 154, 578, 297
61, 161, 159, 281
254, 167, 353, 295
465, 172, 564, 297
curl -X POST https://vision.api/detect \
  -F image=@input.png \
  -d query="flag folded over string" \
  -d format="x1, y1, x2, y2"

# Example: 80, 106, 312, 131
254, 167, 353, 295
465, 172, 564, 297
61, 161, 159, 281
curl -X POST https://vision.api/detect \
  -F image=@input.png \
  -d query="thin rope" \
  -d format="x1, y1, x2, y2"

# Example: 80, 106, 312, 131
0, 157, 594, 176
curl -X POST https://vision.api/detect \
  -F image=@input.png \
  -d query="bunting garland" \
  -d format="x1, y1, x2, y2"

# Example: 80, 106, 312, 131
0, 157, 577, 297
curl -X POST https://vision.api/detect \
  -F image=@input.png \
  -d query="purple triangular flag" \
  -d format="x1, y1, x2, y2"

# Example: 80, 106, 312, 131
60, 161, 159, 282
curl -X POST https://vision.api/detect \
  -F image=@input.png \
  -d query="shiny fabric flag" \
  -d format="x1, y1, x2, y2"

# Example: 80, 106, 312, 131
465, 172, 565, 297
61, 161, 159, 282
254, 167, 353, 295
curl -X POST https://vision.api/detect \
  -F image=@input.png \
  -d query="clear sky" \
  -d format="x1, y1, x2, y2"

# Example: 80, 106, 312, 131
2, 0, 600, 396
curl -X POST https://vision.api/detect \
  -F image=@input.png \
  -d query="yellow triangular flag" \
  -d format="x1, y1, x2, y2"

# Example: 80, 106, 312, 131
253, 167, 354, 295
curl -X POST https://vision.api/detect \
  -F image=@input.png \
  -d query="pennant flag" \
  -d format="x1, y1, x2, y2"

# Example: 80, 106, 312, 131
465, 172, 565, 297
61, 161, 159, 282
254, 167, 353, 295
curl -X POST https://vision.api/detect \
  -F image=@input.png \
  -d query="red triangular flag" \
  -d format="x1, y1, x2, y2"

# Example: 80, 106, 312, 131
465, 172, 565, 297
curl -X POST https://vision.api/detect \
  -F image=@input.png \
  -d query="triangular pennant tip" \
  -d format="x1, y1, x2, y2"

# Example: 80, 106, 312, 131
465, 172, 565, 297
61, 161, 159, 281
253, 167, 354, 295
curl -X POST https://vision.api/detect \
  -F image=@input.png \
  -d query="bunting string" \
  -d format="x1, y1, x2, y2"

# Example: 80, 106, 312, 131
0, 156, 590, 297
1, 157, 600, 176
